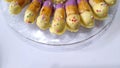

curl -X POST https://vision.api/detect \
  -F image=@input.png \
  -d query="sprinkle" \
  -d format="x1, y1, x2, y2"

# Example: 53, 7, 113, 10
96, 10, 102, 12
91, 16, 94, 19
54, 24, 56, 26
42, 15, 45, 20
71, 17, 77, 23
56, 30, 59, 32
56, 17, 60, 21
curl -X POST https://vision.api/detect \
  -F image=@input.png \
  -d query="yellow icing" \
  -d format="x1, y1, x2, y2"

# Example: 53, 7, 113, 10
36, 15, 50, 30
66, 14, 80, 32
89, 0, 109, 20
50, 20, 66, 35
24, 10, 37, 23
80, 11, 94, 28
9, 1, 22, 14
93, 2, 108, 18
9, 0, 30, 14
104, 0, 116, 6
5, 0, 13, 2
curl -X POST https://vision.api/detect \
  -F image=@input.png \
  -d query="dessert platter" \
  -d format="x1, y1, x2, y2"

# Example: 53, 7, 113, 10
0, 0, 119, 46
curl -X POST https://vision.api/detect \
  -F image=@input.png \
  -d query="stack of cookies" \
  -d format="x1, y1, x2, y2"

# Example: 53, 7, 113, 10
5, 0, 116, 35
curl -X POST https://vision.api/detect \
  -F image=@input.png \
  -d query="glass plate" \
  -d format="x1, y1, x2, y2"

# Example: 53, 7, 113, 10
0, 0, 119, 46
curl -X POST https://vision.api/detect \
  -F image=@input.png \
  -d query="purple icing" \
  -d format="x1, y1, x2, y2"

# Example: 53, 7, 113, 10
46, 0, 52, 1
43, 0, 53, 7
77, 0, 82, 3
56, 4, 64, 9
65, 0, 77, 6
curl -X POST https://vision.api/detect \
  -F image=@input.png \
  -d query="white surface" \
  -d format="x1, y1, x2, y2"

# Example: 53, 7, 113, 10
0, 5, 120, 68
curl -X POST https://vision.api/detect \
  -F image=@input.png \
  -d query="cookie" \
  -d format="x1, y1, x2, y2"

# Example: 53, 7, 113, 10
50, 4, 66, 35
36, 0, 53, 30
65, 0, 80, 32
77, 0, 94, 28
24, 0, 42, 23
9, 0, 31, 14
89, 0, 109, 20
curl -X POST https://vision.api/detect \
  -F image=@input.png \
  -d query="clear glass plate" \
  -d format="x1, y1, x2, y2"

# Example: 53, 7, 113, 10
0, 0, 119, 46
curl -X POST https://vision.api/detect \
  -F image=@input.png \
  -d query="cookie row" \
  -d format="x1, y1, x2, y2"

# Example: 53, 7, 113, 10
5, 0, 116, 35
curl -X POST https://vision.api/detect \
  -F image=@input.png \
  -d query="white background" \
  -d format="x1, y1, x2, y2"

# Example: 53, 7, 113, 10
0, 3, 120, 68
